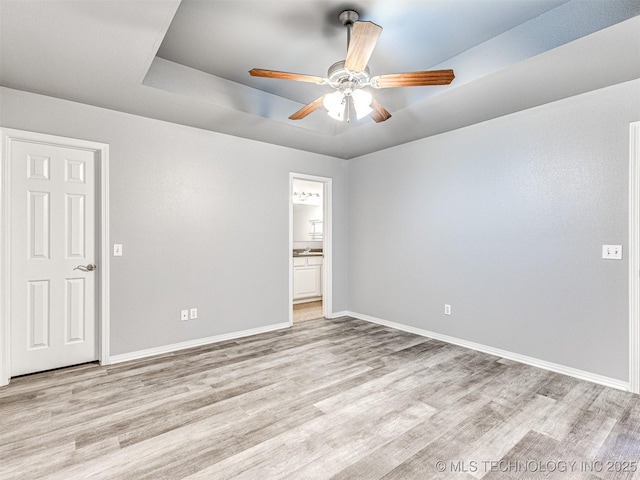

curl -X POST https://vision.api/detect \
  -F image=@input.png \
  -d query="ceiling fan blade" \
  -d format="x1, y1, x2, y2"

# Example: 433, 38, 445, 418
289, 96, 325, 120
372, 69, 455, 88
369, 98, 392, 123
344, 21, 382, 73
249, 68, 324, 84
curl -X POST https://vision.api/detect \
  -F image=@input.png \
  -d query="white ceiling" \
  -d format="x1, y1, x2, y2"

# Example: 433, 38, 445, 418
157, 0, 571, 105
1, 0, 639, 159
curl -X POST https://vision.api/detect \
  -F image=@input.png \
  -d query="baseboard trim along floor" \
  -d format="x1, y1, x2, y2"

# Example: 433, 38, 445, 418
109, 322, 290, 364
3, 316, 639, 479
110, 315, 353, 365
347, 311, 629, 392
109, 311, 627, 392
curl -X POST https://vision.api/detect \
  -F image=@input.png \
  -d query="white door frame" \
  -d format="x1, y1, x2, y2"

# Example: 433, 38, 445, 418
0, 128, 110, 386
289, 173, 332, 324
629, 122, 640, 394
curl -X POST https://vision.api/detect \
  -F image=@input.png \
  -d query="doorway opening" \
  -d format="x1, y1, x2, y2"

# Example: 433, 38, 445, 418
289, 174, 332, 325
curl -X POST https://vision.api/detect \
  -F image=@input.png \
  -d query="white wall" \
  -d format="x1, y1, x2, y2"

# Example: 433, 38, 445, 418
0, 87, 349, 356
348, 79, 639, 381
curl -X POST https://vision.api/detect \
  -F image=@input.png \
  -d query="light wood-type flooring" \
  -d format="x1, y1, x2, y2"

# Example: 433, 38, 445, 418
293, 300, 323, 323
1, 316, 640, 479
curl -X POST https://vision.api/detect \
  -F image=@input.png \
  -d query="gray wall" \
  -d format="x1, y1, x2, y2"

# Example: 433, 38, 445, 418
0, 87, 349, 355
348, 79, 639, 381
2, 79, 637, 381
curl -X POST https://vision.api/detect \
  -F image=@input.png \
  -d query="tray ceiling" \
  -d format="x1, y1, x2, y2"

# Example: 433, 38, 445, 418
1, 0, 639, 158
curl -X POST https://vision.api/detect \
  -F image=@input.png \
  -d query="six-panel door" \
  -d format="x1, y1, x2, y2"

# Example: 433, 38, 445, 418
10, 140, 97, 376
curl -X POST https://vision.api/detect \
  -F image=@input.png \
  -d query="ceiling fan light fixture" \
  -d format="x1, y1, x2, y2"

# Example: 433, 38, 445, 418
328, 109, 345, 121
323, 91, 346, 121
250, 9, 453, 124
351, 89, 373, 120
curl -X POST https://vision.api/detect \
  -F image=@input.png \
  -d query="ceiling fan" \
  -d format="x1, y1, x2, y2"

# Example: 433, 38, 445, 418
249, 10, 455, 123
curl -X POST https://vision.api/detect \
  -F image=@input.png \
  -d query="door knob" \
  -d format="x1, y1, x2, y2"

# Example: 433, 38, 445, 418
74, 264, 97, 272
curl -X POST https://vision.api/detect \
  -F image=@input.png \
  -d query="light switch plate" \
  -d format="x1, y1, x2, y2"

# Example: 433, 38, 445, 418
113, 244, 123, 256
602, 245, 622, 260
180, 310, 189, 321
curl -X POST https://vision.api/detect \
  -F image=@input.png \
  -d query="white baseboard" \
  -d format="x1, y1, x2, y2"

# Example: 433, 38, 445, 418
108, 312, 628, 392
346, 311, 629, 392
109, 322, 290, 364
293, 297, 322, 305
327, 310, 350, 319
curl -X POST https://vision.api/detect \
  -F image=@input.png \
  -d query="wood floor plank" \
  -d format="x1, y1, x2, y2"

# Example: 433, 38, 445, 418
538, 381, 606, 441
481, 430, 562, 480
331, 391, 495, 480
0, 317, 638, 480
464, 393, 558, 477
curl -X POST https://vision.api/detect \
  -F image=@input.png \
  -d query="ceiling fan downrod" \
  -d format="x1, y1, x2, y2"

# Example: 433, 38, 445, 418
338, 10, 359, 50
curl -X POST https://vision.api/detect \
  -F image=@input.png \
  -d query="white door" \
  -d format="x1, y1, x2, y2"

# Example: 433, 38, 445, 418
10, 140, 97, 376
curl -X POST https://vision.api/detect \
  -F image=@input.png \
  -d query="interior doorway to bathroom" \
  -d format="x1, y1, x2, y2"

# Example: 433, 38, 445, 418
289, 173, 332, 324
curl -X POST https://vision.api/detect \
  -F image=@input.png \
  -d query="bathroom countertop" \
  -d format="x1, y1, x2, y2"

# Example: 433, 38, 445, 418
292, 249, 323, 257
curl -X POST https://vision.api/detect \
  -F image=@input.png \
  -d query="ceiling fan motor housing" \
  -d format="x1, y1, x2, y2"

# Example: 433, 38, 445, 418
327, 60, 370, 91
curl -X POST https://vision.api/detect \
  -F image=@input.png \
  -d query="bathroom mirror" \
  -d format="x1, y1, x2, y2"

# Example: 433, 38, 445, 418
293, 203, 322, 242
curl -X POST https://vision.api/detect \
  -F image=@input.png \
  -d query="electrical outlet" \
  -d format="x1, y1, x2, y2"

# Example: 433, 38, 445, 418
602, 245, 622, 260
180, 310, 189, 321
190, 308, 198, 320
444, 304, 452, 315
113, 244, 123, 256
